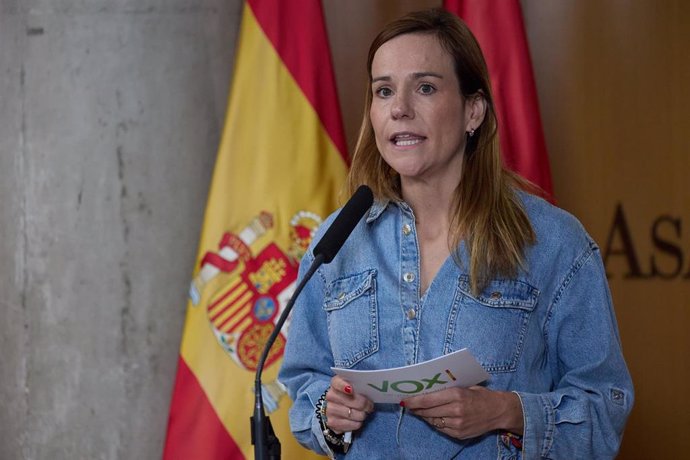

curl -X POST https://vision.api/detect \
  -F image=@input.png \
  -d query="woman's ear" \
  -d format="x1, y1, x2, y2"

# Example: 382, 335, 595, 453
465, 92, 487, 132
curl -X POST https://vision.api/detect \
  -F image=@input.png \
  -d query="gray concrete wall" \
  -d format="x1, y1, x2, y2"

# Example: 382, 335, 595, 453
0, 1, 243, 458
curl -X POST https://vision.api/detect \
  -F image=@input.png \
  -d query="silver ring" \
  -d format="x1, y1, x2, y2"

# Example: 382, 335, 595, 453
347, 407, 352, 419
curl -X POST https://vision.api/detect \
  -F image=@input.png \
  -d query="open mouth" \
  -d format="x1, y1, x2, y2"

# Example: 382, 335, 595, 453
391, 133, 426, 147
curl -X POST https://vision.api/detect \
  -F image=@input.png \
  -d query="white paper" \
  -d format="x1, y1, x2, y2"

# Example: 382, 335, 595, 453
332, 348, 490, 404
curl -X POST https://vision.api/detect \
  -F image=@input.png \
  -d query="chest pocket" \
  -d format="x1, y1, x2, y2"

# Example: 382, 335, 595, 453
444, 275, 539, 373
323, 269, 379, 368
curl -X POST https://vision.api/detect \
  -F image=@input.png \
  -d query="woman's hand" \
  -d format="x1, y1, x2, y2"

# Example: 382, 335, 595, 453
402, 386, 524, 440
324, 375, 375, 434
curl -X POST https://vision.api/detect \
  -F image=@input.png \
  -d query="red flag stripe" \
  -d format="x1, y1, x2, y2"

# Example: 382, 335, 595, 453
208, 278, 244, 311
227, 314, 253, 334
213, 303, 246, 331
444, 0, 553, 198
210, 290, 252, 323
220, 308, 251, 333
163, 356, 243, 459
247, 0, 349, 163
211, 301, 248, 328
208, 280, 249, 318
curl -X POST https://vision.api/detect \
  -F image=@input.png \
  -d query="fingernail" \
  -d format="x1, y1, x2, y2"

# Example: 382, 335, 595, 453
399, 401, 405, 407
344, 385, 352, 394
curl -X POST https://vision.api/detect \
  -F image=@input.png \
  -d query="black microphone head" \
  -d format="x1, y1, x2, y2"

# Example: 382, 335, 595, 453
313, 185, 374, 264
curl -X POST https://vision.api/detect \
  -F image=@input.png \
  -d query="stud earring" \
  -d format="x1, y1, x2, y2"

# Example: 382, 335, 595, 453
468, 128, 475, 137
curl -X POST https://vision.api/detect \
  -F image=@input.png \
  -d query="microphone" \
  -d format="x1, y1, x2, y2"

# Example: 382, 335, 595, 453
251, 185, 374, 460
313, 185, 375, 263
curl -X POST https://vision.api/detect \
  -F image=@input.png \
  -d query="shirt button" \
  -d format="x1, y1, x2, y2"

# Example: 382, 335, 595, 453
490, 291, 502, 300
406, 308, 416, 320
403, 272, 415, 283
611, 389, 625, 402
402, 224, 412, 236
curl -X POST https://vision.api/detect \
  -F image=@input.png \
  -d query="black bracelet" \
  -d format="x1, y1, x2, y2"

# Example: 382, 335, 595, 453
315, 388, 348, 453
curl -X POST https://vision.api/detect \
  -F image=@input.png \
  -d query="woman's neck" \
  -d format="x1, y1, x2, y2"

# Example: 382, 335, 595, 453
401, 178, 455, 230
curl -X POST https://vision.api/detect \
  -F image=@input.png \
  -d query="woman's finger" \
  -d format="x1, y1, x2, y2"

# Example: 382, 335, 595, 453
328, 376, 375, 414
330, 375, 353, 395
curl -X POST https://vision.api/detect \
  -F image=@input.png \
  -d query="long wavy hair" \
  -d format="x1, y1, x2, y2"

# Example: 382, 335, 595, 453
347, 8, 536, 294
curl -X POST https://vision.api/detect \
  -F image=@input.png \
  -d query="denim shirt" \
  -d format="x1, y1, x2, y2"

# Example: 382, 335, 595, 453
279, 192, 633, 459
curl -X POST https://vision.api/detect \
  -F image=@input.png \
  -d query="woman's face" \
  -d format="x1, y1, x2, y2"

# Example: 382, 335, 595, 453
370, 33, 480, 188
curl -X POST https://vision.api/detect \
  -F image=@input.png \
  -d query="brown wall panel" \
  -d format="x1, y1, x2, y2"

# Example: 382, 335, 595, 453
524, 2, 690, 458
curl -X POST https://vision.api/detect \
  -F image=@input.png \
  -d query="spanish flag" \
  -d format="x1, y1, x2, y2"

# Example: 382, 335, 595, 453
445, 0, 554, 197
163, 0, 348, 458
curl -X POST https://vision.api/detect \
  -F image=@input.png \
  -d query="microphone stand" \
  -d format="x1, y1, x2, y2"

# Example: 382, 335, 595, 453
251, 253, 325, 460
252, 184, 373, 459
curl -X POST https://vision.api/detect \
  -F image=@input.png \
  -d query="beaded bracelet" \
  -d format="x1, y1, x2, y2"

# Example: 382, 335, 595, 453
500, 431, 523, 450
315, 388, 348, 453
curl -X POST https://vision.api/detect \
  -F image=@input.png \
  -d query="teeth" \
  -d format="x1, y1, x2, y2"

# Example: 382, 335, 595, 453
395, 138, 422, 146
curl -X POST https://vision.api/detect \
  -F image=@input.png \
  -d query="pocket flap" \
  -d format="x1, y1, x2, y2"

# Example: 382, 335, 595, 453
324, 269, 376, 311
458, 275, 539, 311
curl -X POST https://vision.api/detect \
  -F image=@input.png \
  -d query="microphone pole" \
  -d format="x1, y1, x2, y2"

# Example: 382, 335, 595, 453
251, 253, 325, 460
251, 186, 373, 460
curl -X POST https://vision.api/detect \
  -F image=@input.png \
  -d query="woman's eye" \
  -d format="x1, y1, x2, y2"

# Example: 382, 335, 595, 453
419, 84, 435, 95
375, 87, 393, 98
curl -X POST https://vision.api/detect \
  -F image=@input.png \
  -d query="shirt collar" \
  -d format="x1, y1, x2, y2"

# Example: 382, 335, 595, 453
366, 199, 412, 223
366, 199, 389, 223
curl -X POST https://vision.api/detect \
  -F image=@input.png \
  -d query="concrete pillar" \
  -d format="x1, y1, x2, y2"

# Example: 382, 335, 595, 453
0, 1, 242, 457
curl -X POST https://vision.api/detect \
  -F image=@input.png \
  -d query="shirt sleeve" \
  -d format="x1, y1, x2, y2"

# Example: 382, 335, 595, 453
516, 243, 634, 459
277, 250, 336, 457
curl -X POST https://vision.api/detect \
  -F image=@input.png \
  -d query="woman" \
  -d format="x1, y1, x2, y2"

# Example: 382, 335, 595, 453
279, 8, 633, 459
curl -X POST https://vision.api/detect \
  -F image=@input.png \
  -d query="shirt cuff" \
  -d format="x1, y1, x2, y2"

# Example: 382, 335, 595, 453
514, 391, 554, 460
311, 408, 336, 459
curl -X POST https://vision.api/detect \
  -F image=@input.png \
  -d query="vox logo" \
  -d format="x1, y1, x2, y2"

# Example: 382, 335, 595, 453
367, 372, 450, 394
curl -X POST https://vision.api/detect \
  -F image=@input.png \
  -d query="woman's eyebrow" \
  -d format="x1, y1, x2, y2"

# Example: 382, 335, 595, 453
372, 72, 444, 84
412, 72, 444, 79
372, 75, 391, 84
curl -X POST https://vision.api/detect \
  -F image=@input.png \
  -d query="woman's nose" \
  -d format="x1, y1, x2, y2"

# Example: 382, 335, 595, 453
391, 94, 414, 119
